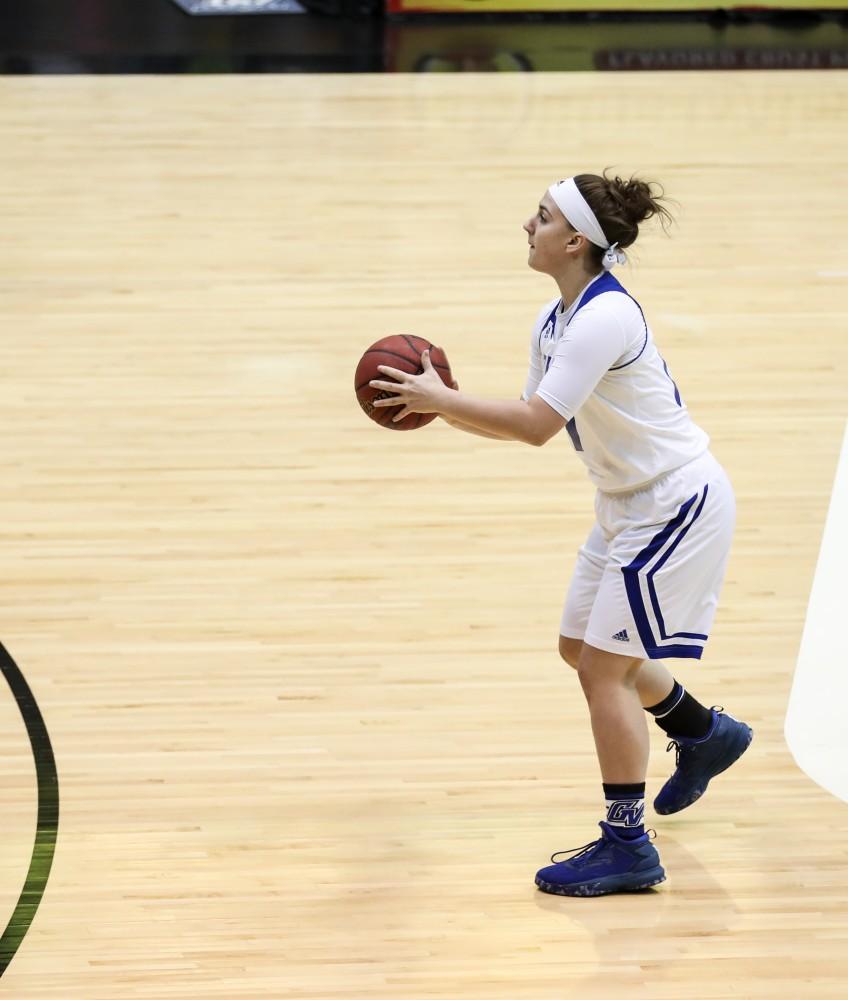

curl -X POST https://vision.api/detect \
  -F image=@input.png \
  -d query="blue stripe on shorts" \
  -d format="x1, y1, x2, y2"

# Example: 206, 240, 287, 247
622, 486, 710, 660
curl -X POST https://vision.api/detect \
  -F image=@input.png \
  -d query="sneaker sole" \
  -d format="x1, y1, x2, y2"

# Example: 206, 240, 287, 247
654, 725, 754, 816
535, 866, 666, 897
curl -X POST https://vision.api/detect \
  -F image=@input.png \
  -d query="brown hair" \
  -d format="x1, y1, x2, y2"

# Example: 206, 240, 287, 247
573, 170, 674, 269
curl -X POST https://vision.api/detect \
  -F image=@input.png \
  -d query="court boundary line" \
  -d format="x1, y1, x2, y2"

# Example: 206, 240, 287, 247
784, 421, 848, 804
0, 642, 60, 977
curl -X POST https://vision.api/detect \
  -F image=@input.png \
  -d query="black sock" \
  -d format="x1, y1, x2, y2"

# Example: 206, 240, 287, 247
646, 680, 713, 740
602, 782, 645, 840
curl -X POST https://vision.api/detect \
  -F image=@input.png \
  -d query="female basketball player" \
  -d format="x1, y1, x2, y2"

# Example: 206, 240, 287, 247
369, 172, 752, 897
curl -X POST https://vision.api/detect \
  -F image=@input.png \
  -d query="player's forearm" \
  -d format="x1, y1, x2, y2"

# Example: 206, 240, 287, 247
439, 393, 540, 445
439, 414, 510, 439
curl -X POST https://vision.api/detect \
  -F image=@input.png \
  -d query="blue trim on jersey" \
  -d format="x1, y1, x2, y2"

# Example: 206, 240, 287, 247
538, 273, 647, 454
565, 418, 583, 452
564, 272, 650, 372
585, 273, 650, 372
662, 358, 682, 406
542, 276, 622, 452
540, 300, 584, 449
622, 488, 710, 660
540, 302, 560, 370
572, 269, 624, 310
608, 310, 649, 371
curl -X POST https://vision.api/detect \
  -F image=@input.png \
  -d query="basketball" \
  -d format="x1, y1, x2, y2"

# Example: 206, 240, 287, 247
354, 335, 453, 431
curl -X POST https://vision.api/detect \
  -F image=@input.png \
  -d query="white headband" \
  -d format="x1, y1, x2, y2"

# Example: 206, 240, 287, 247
548, 177, 626, 270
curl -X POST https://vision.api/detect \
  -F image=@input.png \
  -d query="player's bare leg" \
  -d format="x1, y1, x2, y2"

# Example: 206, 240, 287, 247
536, 644, 665, 896
559, 635, 674, 707
535, 642, 665, 896
558, 634, 753, 816
576, 644, 648, 783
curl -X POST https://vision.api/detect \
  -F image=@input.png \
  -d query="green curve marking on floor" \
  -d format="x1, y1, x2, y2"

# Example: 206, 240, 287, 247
0, 642, 59, 977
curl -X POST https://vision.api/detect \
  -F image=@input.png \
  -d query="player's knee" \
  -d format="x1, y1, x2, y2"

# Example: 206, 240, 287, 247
576, 646, 643, 697
576, 656, 608, 701
576, 660, 599, 698
558, 635, 583, 670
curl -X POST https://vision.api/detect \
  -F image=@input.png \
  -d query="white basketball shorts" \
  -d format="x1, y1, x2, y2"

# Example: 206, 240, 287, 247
560, 451, 735, 660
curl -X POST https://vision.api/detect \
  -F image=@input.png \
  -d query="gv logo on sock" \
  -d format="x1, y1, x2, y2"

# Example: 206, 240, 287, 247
606, 800, 645, 826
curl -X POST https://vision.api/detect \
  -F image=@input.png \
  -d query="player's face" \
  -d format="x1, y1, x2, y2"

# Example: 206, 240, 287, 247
523, 193, 574, 274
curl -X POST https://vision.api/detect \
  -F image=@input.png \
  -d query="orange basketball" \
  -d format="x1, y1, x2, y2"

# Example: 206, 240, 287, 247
354, 335, 452, 431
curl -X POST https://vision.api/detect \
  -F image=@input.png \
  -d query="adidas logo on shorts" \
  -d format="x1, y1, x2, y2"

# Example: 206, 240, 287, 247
612, 629, 630, 642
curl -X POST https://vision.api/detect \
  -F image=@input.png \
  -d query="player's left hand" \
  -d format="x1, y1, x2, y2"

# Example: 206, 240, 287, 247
369, 350, 450, 423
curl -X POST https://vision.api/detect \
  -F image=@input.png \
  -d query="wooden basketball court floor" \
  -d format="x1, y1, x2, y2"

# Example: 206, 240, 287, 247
0, 70, 846, 999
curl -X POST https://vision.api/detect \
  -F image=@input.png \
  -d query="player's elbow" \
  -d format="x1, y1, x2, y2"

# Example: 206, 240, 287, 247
525, 427, 546, 447
526, 416, 565, 447
522, 396, 566, 447
524, 424, 555, 447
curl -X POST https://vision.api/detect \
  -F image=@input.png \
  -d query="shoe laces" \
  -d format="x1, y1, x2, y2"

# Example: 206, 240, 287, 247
666, 738, 683, 767
549, 828, 656, 866
550, 836, 604, 866
665, 706, 725, 764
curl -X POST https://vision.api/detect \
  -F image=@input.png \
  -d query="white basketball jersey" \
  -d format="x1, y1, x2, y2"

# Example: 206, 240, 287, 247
522, 271, 709, 493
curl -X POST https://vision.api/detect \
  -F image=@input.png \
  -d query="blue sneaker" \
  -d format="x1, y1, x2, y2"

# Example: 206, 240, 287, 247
653, 707, 753, 815
535, 822, 666, 897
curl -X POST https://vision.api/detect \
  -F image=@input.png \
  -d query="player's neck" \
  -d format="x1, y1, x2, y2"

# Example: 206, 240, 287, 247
555, 268, 601, 311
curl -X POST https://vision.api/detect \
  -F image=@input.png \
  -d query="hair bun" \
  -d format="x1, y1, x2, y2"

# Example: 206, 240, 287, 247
574, 171, 674, 254
605, 174, 664, 228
